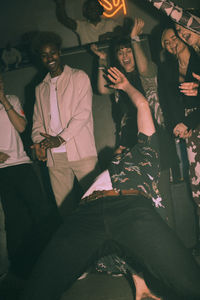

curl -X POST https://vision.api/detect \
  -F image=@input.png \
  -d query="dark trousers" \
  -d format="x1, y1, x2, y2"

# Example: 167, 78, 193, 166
21, 196, 200, 300
0, 163, 61, 276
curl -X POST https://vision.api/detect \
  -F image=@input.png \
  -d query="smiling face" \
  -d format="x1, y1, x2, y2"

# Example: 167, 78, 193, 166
117, 47, 135, 73
40, 43, 63, 77
162, 28, 187, 56
175, 24, 200, 48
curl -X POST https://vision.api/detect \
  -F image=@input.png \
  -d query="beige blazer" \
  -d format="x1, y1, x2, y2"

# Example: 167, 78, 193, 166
32, 65, 97, 166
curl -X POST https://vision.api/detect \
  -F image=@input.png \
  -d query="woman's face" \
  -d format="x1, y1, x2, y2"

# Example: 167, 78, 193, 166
175, 24, 200, 48
162, 28, 186, 56
117, 47, 135, 73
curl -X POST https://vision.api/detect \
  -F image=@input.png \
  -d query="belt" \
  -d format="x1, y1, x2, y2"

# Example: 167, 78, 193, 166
80, 189, 148, 205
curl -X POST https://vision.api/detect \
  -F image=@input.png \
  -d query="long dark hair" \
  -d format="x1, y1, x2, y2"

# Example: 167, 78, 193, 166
109, 36, 135, 73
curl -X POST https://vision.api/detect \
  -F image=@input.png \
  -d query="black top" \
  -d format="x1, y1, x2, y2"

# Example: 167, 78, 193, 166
158, 48, 200, 132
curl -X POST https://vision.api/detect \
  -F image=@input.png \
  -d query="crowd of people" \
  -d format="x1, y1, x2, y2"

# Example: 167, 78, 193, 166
0, 0, 200, 299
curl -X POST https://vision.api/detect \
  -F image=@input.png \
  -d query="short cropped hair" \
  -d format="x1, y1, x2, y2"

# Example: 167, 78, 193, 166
82, 0, 104, 19
31, 31, 62, 56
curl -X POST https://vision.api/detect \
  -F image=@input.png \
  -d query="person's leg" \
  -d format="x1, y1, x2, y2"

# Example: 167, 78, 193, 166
48, 153, 75, 207
20, 201, 107, 300
0, 164, 61, 277
132, 273, 161, 300
13, 164, 59, 223
110, 196, 200, 299
0, 167, 33, 263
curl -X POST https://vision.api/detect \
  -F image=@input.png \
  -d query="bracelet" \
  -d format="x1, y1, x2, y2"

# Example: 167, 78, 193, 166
98, 66, 105, 70
131, 35, 140, 42
5, 106, 13, 112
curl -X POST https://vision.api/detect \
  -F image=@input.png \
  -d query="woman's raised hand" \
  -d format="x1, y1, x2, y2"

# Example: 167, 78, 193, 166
106, 67, 130, 91
131, 17, 144, 39
90, 44, 107, 60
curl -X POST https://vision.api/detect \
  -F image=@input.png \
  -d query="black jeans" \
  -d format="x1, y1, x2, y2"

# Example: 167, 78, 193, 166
0, 163, 61, 276
21, 195, 200, 300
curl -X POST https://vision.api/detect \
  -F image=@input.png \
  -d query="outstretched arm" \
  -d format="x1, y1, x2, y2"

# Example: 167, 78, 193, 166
90, 44, 112, 95
131, 18, 156, 77
107, 67, 155, 136
54, 0, 77, 31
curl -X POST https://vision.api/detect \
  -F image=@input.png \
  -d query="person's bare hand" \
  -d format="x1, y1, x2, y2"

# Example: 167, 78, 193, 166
31, 143, 47, 161
173, 123, 191, 139
90, 44, 107, 60
179, 72, 200, 96
0, 152, 10, 163
40, 133, 62, 149
106, 67, 130, 91
182, 129, 192, 139
179, 81, 199, 96
192, 72, 200, 81
131, 17, 144, 38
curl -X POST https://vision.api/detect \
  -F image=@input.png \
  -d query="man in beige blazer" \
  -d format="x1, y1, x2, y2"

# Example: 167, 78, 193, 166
31, 32, 98, 212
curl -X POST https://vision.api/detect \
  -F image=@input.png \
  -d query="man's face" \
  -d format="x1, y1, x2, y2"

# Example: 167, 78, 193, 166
162, 28, 186, 56
117, 47, 135, 73
40, 44, 62, 77
85, 1, 101, 22
175, 24, 200, 48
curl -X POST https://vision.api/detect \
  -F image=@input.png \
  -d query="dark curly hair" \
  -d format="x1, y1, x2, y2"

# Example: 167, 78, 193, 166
31, 31, 62, 56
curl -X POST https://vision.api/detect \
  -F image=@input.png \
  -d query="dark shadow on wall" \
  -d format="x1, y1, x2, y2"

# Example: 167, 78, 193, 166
21, 59, 55, 207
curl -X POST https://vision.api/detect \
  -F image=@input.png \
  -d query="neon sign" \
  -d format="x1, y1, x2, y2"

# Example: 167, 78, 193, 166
99, 0, 127, 18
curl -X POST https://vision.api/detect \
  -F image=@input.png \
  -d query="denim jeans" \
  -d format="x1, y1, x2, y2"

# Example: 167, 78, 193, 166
21, 195, 200, 300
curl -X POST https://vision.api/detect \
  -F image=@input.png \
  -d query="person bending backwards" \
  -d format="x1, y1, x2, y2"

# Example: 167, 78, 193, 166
21, 67, 200, 300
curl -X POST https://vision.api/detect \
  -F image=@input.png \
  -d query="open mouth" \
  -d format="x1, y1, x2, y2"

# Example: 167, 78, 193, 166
48, 61, 56, 67
123, 60, 130, 65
